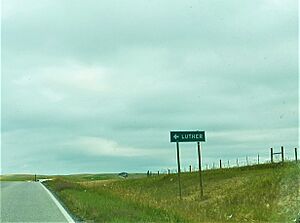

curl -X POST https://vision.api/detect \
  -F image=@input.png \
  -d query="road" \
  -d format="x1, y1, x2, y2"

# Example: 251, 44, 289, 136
1, 181, 71, 222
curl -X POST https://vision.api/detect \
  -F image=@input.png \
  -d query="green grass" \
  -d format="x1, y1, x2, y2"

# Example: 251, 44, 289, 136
45, 163, 300, 222
45, 178, 183, 222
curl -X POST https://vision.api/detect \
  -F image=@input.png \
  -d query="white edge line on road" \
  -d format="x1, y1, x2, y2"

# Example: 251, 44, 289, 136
39, 182, 75, 223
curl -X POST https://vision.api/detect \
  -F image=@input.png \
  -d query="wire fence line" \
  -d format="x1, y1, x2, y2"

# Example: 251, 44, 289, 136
148, 146, 298, 175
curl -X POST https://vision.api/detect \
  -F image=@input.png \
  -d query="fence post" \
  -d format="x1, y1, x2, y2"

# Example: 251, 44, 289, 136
227, 160, 230, 168
281, 146, 284, 162
236, 158, 239, 167
257, 153, 260, 165
219, 159, 222, 169
189, 165, 192, 173
270, 148, 273, 163
295, 148, 298, 162
158, 171, 159, 175
246, 156, 249, 166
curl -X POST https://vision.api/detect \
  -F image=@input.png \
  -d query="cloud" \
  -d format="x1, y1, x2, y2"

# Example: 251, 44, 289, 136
1, 0, 298, 174
64, 136, 162, 157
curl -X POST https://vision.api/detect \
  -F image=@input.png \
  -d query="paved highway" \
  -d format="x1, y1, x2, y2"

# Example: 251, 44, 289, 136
1, 181, 72, 222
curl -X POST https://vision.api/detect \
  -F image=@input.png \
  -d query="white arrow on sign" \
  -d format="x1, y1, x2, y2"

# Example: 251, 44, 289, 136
173, 134, 179, 140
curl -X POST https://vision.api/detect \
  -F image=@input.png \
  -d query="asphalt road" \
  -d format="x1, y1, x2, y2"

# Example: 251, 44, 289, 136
1, 181, 69, 222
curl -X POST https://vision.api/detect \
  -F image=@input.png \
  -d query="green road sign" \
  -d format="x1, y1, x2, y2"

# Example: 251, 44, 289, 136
170, 131, 205, 142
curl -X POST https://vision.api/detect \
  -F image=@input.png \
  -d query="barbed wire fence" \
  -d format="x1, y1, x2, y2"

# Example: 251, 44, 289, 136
149, 146, 298, 175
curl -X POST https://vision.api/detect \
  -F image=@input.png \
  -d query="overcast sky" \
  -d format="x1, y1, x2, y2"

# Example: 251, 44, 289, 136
1, 0, 298, 174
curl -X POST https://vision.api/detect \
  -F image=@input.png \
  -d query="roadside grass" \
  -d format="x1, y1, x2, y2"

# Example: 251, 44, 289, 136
45, 162, 299, 222
45, 178, 184, 222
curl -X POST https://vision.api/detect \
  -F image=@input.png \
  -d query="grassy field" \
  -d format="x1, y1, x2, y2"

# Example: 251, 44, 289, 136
43, 162, 300, 223
58, 173, 146, 182
0, 173, 144, 182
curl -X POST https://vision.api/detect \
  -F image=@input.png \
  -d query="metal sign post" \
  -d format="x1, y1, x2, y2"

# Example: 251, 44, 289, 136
170, 130, 206, 199
176, 142, 182, 199
197, 142, 204, 198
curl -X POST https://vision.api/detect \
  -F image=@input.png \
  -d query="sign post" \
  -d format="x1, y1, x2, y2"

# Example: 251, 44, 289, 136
176, 142, 182, 199
197, 142, 204, 198
170, 130, 206, 199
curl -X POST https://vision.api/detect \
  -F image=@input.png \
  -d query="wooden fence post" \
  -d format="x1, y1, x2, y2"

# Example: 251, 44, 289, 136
257, 153, 260, 165
281, 146, 284, 162
270, 148, 273, 163
219, 159, 222, 169
236, 158, 239, 167
189, 165, 192, 173
295, 148, 298, 162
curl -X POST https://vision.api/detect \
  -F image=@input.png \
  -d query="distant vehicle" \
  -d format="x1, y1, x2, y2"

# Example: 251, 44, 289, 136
118, 172, 128, 178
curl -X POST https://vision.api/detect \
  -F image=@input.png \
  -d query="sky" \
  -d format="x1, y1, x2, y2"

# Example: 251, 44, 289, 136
1, 0, 299, 174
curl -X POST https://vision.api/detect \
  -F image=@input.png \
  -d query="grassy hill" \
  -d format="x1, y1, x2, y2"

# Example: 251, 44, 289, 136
43, 163, 299, 222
